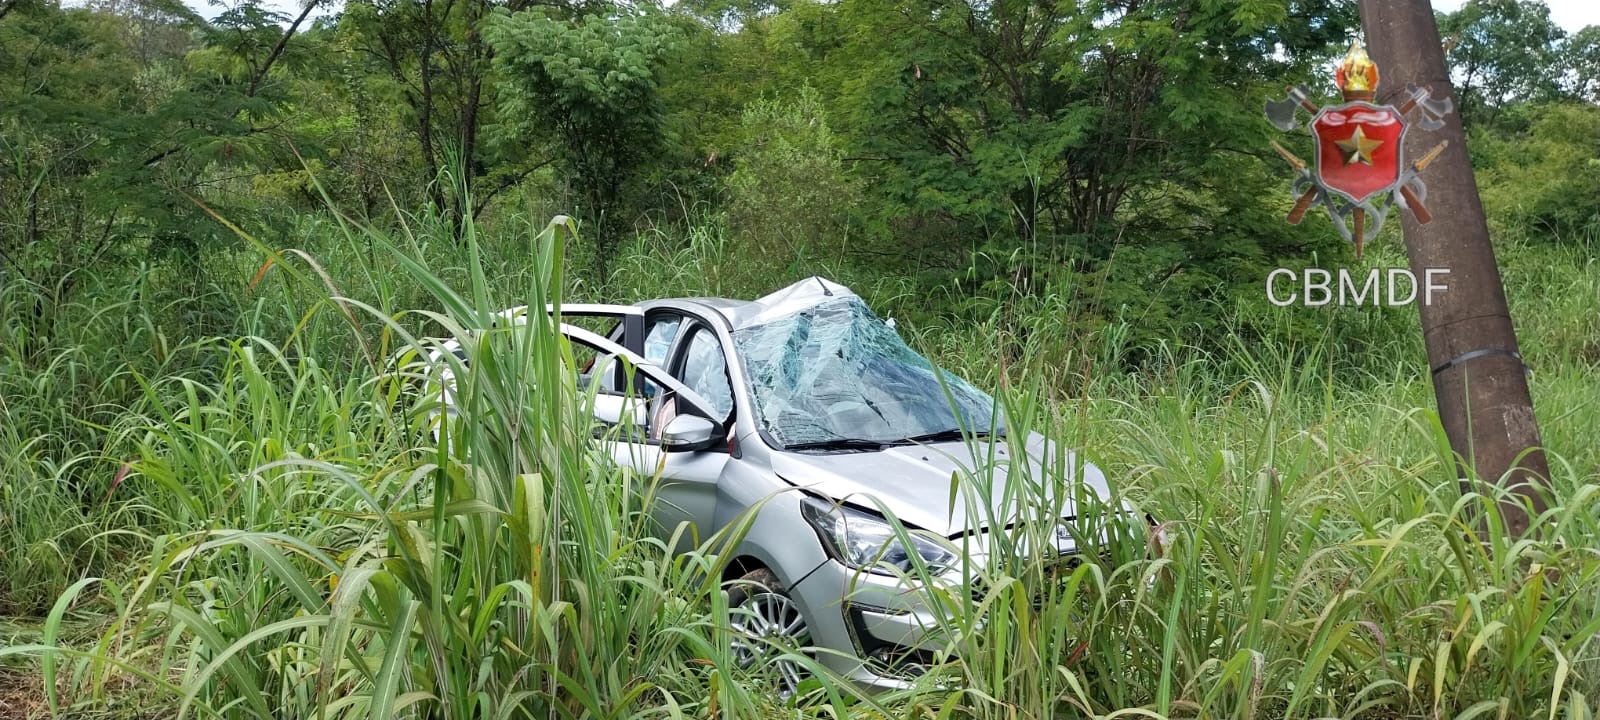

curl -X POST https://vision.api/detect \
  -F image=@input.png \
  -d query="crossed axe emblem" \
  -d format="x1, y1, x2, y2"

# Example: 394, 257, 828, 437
1266, 82, 1452, 133
1264, 77, 1455, 256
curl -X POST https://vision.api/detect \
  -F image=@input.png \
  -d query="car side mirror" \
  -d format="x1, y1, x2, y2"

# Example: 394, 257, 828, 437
661, 414, 717, 451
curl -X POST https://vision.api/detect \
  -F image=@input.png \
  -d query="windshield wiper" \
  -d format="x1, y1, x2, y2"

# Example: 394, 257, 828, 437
782, 438, 892, 453
895, 428, 1002, 444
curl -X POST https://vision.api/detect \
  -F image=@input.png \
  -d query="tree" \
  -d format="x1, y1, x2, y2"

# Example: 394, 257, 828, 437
1474, 103, 1600, 239
1563, 25, 1600, 103
725, 86, 858, 270
487, 8, 680, 272
647, 0, 851, 222
810, 0, 1353, 345
0, 0, 327, 296
337, 0, 556, 234
675, 0, 788, 33
851, 0, 1352, 234
1438, 0, 1567, 126
0, 0, 204, 283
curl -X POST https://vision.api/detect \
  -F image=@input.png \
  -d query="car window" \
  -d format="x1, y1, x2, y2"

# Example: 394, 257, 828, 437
732, 296, 1002, 448
643, 314, 681, 366
678, 327, 734, 422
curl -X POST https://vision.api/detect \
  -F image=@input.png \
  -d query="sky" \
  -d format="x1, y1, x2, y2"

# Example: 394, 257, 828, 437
183, 0, 1600, 32
1431, 0, 1599, 34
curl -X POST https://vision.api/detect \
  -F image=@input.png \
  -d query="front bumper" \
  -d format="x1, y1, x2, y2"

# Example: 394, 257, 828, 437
790, 558, 956, 691
788, 514, 1159, 692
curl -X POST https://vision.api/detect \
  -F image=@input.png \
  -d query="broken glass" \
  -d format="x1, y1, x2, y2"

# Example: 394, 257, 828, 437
733, 296, 1002, 449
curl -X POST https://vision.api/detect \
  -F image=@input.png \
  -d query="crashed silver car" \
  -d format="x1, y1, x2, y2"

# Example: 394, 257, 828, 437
429, 277, 1134, 693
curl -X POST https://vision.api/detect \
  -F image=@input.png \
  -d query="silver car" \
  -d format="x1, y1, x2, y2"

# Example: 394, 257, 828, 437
430, 277, 1130, 693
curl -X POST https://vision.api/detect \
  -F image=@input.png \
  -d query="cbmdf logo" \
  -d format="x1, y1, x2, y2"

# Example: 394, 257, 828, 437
1264, 41, 1454, 257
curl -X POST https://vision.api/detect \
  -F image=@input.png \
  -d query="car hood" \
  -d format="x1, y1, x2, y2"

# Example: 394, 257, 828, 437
769, 432, 1115, 537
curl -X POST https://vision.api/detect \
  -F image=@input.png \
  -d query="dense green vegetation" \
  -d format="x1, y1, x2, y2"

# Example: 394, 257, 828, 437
1, 0, 1597, 717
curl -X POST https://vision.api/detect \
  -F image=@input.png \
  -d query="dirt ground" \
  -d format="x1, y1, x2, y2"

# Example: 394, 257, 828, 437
0, 669, 44, 720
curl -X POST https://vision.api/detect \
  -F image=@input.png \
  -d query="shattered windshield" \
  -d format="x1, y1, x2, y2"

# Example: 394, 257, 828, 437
732, 297, 1003, 449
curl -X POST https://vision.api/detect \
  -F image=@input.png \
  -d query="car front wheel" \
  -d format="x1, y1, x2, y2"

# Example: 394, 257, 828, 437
726, 568, 813, 697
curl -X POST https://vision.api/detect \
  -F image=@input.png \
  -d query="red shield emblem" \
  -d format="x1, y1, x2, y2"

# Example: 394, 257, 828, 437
1312, 102, 1405, 204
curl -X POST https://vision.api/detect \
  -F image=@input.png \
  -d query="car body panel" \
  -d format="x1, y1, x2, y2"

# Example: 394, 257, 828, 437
608, 435, 731, 551
769, 433, 1111, 537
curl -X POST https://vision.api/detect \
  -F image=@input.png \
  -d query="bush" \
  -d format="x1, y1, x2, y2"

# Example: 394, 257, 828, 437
725, 86, 860, 274
1476, 102, 1600, 241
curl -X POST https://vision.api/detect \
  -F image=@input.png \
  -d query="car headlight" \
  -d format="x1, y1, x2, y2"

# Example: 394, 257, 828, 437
800, 497, 956, 576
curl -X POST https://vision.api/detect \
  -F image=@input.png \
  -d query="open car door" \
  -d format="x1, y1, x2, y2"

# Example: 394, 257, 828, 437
485, 303, 648, 392
557, 324, 731, 544
425, 303, 645, 433
423, 307, 729, 543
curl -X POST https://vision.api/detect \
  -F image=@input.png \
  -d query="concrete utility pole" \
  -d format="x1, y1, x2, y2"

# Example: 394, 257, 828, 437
1359, 0, 1552, 536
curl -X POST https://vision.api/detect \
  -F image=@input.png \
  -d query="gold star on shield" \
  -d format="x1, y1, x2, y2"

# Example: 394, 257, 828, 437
1335, 125, 1383, 166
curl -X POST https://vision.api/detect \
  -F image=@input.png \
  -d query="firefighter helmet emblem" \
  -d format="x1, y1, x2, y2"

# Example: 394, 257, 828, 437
1263, 40, 1454, 257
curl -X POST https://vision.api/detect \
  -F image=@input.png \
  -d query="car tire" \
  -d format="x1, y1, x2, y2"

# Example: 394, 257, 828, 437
726, 568, 813, 697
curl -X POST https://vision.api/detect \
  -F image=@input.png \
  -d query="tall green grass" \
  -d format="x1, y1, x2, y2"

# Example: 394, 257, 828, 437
3, 210, 852, 718
1, 208, 1595, 718
898, 367, 1599, 719
0, 268, 214, 616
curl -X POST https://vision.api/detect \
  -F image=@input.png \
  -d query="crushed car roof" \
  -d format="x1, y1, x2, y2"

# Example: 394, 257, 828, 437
664, 276, 859, 330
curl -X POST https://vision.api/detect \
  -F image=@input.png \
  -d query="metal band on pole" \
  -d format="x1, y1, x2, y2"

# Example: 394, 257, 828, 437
1429, 348, 1531, 378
